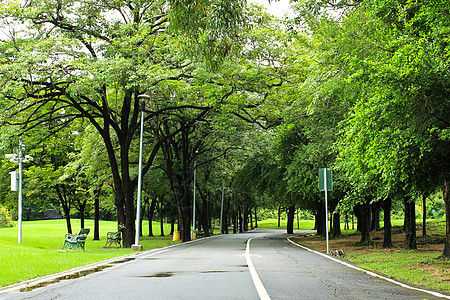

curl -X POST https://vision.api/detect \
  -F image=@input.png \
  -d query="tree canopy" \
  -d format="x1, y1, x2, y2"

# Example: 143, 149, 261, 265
0, 0, 449, 257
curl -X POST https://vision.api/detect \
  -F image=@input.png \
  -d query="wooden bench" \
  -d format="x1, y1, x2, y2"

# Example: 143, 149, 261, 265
61, 228, 90, 251
103, 225, 125, 248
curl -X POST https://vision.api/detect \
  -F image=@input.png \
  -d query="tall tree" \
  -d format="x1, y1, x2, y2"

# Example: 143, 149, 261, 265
0, 0, 246, 246
293, 0, 450, 256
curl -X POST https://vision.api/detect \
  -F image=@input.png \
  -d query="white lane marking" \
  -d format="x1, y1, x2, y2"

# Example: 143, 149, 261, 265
287, 237, 450, 299
246, 237, 271, 300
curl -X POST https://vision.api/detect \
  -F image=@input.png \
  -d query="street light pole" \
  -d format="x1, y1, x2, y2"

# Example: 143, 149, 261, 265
132, 97, 146, 251
192, 160, 197, 235
18, 140, 23, 244
220, 178, 225, 234
6, 139, 32, 244
191, 150, 199, 240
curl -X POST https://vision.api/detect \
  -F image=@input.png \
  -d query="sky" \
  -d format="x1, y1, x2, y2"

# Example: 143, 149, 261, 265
0, 1, 295, 40
248, 0, 294, 19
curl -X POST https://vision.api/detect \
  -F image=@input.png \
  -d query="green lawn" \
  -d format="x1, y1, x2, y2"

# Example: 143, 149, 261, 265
347, 251, 450, 292
257, 218, 315, 230
0, 219, 179, 287
257, 217, 443, 233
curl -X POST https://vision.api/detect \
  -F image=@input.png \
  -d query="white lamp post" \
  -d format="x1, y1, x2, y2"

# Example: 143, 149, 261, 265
132, 96, 147, 251
192, 159, 197, 238
191, 151, 199, 239
220, 172, 226, 234
6, 139, 33, 244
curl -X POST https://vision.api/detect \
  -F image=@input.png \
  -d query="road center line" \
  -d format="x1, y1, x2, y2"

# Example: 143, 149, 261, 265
246, 237, 271, 300
287, 237, 450, 300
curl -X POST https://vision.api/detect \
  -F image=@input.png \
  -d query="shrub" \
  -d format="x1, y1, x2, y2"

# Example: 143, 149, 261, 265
0, 206, 15, 228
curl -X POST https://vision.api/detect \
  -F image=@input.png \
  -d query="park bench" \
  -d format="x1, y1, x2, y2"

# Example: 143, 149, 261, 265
103, 225, 125, 248
61, 228, 90, 251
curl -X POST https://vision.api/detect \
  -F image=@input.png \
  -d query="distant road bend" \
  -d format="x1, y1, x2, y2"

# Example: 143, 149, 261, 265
1, 229, 449, 300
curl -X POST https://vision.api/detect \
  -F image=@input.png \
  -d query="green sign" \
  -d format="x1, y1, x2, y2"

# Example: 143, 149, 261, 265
319, 168, 333, 191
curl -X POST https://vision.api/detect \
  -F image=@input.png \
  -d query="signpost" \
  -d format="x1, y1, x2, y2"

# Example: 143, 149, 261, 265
319, 168, 333, 254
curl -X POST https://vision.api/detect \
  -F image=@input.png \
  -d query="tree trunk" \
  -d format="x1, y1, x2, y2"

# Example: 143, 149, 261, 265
159, 196, 164, 237
422, 194, 427, 238
147, 196, 157, 236
123, 175, 137, 248
234, 210, 239, 233
404, 196, 417, 250
62, 204, 72, 234
244, 213, 249, 231
254, 207, 258, 228
161, 124, 194, 243
104, 131, 133, 247
371, 202, 381, 231
56, 184, 72, 234
204, 169, 213, 236
197, 180, 211, 237
382, 198, 393, 248
79, 200, 86, 229
359, 198, 371, 244
287, 204, 295, 234
316, 204, 325, 236
232, 214, 237, 234
170, 217, 175, 235
439, 179, 450, 258
93, 188, 101, 240
160, 214, 165, 236
277, 206, 281, 228
178, 204, 191, 242
243, 205, 249, 232
232, 211, 238, 234
332, 211, 341, 237
223, 197, 229, 234
344, 212, 349, 230
239, 208, 244, 233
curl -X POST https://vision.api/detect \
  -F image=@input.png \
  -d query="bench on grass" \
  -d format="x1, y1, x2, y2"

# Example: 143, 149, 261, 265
61, 228, 90, 251
103, 225, 125, 248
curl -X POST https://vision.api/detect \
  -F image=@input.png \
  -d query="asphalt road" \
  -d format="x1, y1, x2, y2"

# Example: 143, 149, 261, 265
1, 229, 449, 300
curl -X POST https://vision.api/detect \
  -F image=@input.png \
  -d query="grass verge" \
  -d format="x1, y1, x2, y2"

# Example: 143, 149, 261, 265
346, 251, 450, 292
0, 219, 179, 288
257, 218, 315, 230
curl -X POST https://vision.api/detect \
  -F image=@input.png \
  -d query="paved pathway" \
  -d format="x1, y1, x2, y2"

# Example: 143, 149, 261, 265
1, 229, 448, 299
